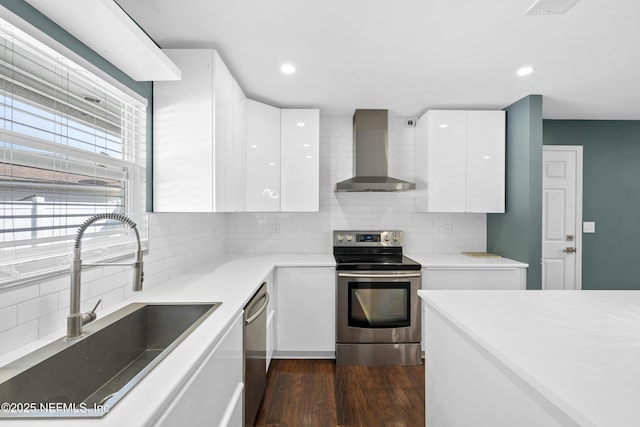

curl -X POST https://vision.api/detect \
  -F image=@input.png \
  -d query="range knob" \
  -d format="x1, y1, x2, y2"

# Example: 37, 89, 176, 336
393, 235, 399, 242
337, 234, 344, 242
346, 234, 353, 242
384, 235, 390, 242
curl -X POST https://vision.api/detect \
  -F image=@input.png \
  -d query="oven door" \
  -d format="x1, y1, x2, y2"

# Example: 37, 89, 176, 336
336, 270, 421, 343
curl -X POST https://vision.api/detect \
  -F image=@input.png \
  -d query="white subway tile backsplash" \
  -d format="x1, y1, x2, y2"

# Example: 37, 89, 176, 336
37, 308, 67, 338
17, 293, 59, 325
88, 275, 115, 298
0, 306, 17, 333
101, 287, 125, 309
0, 320, 38, 356
0, 285, 39, 309
39, 276, 69, 296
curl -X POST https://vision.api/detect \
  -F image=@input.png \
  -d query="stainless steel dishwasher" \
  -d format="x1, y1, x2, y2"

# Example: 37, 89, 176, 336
244, 282, 269, 426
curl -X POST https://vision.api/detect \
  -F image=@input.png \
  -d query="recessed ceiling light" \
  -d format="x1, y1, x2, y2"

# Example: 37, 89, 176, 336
250, 145, 258, 149
517, 66, 535, 76
281, 63, 296, 74
439, 124, 448, 128
297, 122, 305, 127
303, 144, 310, 147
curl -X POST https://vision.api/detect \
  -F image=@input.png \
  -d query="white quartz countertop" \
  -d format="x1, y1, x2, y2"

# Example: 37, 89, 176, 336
409, 253, 528, 268
418, 290, 640, 427
0, 254, 334, 426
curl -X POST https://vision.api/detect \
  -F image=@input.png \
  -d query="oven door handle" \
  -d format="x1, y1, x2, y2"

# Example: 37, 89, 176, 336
337, 272, 422, 279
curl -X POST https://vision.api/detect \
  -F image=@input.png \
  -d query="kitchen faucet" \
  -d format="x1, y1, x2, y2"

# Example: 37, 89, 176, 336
67, 213, 144, 340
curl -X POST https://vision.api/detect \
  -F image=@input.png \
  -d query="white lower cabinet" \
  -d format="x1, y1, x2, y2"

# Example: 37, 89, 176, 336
275, 267, 335, 357
423, 267, 526, 290
421, 267, 527, 351
156, 313, 243, 427
218, 383, 244, 427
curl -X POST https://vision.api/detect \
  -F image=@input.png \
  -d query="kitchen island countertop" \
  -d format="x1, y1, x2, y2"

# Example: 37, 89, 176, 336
419, 290, 640, 426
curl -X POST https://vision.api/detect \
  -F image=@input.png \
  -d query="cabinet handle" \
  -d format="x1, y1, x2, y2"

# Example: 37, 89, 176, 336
338, 272, 422, 279
246, 291, 269, 325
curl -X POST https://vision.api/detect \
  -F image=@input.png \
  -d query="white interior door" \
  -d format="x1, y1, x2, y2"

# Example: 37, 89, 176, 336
542, 146, 583, 290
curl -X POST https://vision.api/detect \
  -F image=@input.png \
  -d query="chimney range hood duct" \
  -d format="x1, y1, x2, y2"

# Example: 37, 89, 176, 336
334, 109, 416, 192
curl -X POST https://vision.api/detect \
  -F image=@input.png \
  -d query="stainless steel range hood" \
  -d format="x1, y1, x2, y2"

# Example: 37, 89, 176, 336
334, 109, 415, 192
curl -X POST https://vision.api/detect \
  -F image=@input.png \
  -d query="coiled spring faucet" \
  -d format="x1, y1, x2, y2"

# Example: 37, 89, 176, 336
67, 213, 144, 339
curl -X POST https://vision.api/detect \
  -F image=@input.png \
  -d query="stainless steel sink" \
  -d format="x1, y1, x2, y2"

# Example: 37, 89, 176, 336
0, 302, 220, 418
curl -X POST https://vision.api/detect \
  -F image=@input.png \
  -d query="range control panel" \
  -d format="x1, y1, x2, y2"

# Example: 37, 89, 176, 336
333, 230, 403, 247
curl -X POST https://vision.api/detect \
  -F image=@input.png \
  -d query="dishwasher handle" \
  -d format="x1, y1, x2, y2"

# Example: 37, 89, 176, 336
246, 290, 269, 326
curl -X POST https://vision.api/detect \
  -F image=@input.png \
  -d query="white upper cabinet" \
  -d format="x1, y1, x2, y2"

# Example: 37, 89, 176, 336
153, 49, 245, 212
415, 110, 505, 213
416, 110, 467, 212
246, 104, 320, 212
280, 109, 320, 212
246, 100, 281, 212
466, 111, 505, 212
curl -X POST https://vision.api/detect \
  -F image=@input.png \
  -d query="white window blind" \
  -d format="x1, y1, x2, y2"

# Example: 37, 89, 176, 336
0, 17, 148, 286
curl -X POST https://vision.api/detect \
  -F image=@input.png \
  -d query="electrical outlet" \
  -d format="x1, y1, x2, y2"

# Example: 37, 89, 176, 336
444, 224, 453, 237
273, 224, 280, 234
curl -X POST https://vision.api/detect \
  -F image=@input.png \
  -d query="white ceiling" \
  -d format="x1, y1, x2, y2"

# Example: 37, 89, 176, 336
116, 0, 640, 119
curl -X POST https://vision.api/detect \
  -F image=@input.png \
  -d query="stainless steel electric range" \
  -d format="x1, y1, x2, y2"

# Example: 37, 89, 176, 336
333, 230, 422, 365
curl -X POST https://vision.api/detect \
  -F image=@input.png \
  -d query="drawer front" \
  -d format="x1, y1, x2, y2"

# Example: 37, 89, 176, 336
423, 268, 525, 290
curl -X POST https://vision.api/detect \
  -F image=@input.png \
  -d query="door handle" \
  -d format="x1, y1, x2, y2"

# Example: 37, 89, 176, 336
246, 291, 269, 325
563, 247, 577, 254
337, 272, 422, 279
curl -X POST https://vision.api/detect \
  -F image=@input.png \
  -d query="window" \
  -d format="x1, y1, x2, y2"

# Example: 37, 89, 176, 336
0, 17, 147, 286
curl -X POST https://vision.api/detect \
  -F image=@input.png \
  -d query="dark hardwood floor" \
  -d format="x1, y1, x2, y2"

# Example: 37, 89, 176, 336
253, 359, 425, 427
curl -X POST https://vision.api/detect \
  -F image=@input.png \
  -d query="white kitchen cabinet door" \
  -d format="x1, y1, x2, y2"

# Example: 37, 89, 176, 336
229, 80, 247, 212
423, 268, 526, 290
416, 110, 467, 212
153, 49, 215, 212
280, 109, 320, 212
466, 111, 505, 213
276, 267, 335, 355
212, 52, 234, 212
246, 100, 281, 212
415, 109, 505, 213
156, 313, 243, 427
153, 49, 244, 213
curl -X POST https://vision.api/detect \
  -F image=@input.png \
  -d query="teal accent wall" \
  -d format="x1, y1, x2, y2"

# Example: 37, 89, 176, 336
487, 95, 543, 289
544, 120, 640, 290
0, 0, 154, 212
